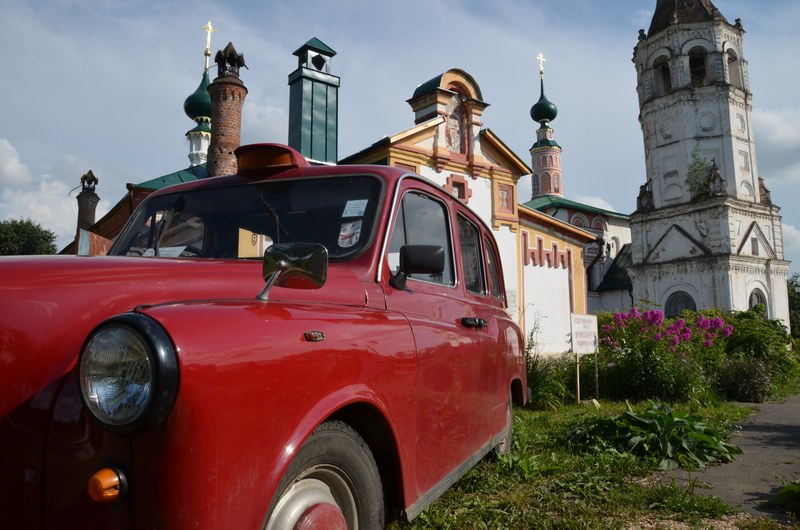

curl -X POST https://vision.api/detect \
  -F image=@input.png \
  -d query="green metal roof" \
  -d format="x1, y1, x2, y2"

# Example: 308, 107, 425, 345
137, 164, 207, 191
524, 195, 630, 220
294, 37, 337, 57
183, 69, 212, 120
595, 243, 633, 292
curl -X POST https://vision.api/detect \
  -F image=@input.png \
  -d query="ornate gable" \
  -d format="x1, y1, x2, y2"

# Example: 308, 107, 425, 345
645, 224, 710, 263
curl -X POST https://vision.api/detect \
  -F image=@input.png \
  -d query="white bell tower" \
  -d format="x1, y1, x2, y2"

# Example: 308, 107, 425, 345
628, 0, 789, 323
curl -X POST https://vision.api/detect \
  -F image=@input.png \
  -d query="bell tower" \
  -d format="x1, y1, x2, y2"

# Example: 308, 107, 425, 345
629, 0, 789, 322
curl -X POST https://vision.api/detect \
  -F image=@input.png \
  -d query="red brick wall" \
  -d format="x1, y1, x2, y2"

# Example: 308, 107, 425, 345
207, 79, 248, 177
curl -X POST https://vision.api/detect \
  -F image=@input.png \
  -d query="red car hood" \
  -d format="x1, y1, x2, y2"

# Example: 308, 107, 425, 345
0, 255, 368, 417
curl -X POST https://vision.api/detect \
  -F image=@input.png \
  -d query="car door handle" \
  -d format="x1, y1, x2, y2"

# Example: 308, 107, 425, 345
461, 317, 488, 330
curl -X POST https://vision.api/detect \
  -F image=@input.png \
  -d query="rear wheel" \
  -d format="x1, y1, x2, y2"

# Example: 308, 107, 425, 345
264, 421, 384, 530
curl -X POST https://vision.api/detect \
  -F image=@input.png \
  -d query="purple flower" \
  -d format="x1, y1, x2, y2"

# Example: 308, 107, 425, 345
722, 325, 733, 337
654, 333, 662, 341
704, 339, 713, 348
696, 315, 710, 329
710, 317, 726, 330
603, 324, 612, 333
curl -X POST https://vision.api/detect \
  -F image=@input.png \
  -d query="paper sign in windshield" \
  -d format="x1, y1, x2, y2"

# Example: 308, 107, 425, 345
342, 199, 368, 218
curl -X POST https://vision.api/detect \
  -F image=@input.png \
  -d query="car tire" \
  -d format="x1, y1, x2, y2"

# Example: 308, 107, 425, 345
264, 420, 384, 530
495, 392, 513, 456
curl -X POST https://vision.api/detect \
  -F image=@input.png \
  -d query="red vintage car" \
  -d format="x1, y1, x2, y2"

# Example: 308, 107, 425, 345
0, 144, 527, 529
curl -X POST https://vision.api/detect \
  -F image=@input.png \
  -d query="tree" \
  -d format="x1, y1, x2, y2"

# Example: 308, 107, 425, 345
685, 143, 711, 200
0, 218, 57, 255
788, 273, 800, 339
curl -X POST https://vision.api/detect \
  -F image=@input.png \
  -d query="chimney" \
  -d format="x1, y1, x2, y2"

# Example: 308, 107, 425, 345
207, 42, 248, 177
288, 38, 340, 164
76, 170, 99, 231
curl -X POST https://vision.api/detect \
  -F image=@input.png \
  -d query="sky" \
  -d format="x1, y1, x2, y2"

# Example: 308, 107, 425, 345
1, 0, 799, 272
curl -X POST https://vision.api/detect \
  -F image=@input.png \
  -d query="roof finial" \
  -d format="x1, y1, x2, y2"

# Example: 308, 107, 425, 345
201, 20, 217, 70
536, 52, 546, 78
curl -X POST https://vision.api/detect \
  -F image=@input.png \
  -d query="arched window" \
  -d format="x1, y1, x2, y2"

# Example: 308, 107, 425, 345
726, 49, 743, 90
749, 288, 766, 311
533, 174, 540, 196
689, 47, 708, 88
542, 173, 551, 193
653, 56, 671, 96
665, 291, 696, 318
554, 174, 560, 193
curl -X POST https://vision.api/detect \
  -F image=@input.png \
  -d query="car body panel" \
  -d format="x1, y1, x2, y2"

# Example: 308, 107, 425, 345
0, 144, 527, 528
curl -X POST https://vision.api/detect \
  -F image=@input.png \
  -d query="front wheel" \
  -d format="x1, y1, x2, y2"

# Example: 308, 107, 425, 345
264, 421, 384, 530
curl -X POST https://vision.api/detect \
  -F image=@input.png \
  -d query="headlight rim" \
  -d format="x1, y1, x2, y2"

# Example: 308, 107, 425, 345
79, 312, 179, 433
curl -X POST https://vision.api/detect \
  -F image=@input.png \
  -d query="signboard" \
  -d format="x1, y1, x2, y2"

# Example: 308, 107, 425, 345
570, 313, 598, 354
571, 313, 599, 403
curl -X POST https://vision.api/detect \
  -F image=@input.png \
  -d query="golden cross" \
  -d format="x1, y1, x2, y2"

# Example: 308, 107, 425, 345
201, 20, 217, 70
536, 53, 546, 77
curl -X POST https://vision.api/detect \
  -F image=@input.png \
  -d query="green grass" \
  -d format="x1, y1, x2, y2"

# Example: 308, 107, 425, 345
388, 401, 795, 529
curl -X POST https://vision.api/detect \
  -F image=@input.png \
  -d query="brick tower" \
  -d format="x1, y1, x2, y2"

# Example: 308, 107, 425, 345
207, 42, 247, 177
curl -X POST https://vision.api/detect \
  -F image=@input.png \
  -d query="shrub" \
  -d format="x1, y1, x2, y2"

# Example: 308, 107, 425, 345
597, 308, 719, 402
715, 357, 772, 403
567, 402, 742, 470
525, 331, 569, 410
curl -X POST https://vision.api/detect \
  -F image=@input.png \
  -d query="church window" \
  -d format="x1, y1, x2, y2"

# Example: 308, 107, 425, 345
665, 291, 696, 317
689, 47, 708, 88
554, 174, 560, 193
533, 175, 540, 196
571, 213, 588, 228
726, 49, 743, 90
751, 237, 759, 256
542, 173, 551, 193
591, 217, 606, 232
653, 56, 671, 96
453, 182, 466, 200
749, 288, 766, 311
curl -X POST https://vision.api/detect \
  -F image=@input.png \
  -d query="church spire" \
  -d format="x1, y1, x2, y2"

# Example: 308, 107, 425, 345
529, 53, 562, 199
183, 21, 215, 167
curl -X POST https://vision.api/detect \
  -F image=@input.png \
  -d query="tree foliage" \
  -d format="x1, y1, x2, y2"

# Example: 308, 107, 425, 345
685, 143, 711, 200
0, 218, 57, 255
788, 273, 800, 339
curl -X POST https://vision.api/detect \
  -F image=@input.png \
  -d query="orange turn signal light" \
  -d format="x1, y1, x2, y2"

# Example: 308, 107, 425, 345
88, 467, 127, 503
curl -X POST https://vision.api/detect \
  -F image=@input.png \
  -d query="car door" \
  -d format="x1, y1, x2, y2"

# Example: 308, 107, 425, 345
382, 184, 486, 495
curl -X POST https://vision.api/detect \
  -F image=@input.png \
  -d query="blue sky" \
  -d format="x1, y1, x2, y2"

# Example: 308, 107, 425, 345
1, 0, 799, 272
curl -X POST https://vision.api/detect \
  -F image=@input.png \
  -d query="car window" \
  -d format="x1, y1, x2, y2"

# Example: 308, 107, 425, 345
388, 191, 454, 286
485, 236, 504, 300
110, 176, 383, 261
457, 215, 486, 295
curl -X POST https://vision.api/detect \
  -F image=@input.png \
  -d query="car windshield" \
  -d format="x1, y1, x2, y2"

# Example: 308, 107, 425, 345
109, 175, 384, 261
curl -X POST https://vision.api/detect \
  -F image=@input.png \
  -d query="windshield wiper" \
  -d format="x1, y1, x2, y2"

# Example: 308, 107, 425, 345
260, 196, 290, 244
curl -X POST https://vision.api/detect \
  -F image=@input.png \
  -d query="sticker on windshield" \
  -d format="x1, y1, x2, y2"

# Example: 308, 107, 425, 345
342, 199, 368, 218
338, 220, 362, 248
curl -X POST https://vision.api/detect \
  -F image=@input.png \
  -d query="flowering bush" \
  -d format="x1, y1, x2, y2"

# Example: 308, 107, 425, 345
597, 308, 734, 402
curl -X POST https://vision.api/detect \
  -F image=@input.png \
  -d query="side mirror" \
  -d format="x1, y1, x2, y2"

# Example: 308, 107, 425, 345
258, 243, 328, 301
389, 245, 444, 291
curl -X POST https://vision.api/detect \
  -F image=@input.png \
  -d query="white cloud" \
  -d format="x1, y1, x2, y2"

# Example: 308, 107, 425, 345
573, 195, 618, 213
0, 139, 33, 187
753, 108, 800, 151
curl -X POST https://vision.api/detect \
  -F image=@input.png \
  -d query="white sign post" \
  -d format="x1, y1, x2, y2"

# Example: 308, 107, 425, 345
570, 313, 598, 403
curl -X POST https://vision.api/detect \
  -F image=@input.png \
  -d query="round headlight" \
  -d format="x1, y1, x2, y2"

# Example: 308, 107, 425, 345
79, 313, 178, 432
